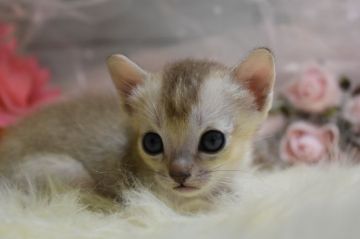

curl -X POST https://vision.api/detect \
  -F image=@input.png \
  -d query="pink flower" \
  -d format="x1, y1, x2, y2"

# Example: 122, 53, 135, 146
0, 23, 60, 127
343, 95, 360, 130
280, 121, 339, 164
283, 64, 341, 113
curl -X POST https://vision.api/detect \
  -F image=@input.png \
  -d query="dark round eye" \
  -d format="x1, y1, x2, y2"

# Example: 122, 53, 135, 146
198, 130, 225, 154
142, 132, 163, 155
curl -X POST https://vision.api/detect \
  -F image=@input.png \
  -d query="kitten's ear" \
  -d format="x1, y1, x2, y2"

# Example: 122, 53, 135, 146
233, 48, 275, 111
106, 54, 148, 98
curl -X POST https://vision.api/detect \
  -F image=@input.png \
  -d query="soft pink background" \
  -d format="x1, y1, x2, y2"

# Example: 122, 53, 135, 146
1, 1, 360, 94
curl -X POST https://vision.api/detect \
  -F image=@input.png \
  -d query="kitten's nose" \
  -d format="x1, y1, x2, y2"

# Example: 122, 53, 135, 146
169, 171, 191, 184
169, 160, 192, 184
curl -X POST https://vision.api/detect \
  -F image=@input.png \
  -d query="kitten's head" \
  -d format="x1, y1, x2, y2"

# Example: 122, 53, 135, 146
107, 48, 275, 197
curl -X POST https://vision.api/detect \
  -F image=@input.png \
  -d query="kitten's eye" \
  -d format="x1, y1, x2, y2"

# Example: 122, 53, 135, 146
142, 132, 163, 155
198, 130, 225, 154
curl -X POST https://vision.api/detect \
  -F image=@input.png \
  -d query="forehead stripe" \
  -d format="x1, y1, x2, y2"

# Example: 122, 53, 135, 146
161, 59, 224, 121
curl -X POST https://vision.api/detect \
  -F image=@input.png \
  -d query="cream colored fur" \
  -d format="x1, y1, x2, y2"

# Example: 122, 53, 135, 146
1, 161, 360, 238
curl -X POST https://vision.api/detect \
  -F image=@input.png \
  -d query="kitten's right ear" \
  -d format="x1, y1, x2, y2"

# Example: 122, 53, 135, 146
233, 48, 275, 112
106, 54, 148, 99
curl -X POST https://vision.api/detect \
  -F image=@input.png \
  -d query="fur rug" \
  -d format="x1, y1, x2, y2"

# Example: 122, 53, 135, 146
1, 163, 360, 239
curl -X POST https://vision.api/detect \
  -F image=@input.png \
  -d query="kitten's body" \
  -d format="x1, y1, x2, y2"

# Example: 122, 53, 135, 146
0, 49, 275, 212
0, 95, 129, 195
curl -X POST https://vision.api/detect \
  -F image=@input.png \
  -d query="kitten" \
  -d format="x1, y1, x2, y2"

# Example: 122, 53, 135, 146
0, 48, 275, 212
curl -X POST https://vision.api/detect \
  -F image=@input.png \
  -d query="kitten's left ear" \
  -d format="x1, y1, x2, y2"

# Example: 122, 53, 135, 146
233, 48, 275, 112
106, 54, 148, 99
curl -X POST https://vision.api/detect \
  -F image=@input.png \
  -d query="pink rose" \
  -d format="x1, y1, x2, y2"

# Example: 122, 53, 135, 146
0, 23, 60, 127
283, 64, 341, 113
343, 95, 360, 130
280, 121, 339, 164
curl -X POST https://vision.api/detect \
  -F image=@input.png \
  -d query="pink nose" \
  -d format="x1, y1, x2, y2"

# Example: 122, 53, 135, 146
169, 160, 192, 184
169, 171, 191, 184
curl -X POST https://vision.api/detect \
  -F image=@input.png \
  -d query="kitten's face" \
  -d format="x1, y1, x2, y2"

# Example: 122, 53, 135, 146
107, 49, 275, 198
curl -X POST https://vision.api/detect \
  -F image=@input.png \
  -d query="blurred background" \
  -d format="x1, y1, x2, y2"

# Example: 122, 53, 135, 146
1, 0, 360, 93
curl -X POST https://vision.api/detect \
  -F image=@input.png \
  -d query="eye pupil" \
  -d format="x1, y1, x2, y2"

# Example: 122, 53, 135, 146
142, 132, 163, 155
199, 130, 225, 153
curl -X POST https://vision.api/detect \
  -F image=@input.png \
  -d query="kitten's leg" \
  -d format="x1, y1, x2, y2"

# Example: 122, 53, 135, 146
10, 154, 95, 189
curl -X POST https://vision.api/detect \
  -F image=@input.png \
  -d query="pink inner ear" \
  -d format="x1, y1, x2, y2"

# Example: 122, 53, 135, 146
247, 68, 271, 111
116, 77, 143, 113
119, 77, 142, 98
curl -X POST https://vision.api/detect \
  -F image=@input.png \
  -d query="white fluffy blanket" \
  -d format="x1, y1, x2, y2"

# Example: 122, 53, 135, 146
1, 164, 360, 239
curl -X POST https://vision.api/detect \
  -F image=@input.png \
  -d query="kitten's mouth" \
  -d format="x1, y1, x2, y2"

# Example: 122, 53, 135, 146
173, 184, 199, 193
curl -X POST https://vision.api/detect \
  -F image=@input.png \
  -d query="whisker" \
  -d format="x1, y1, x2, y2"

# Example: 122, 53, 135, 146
208, 169, 250, 172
